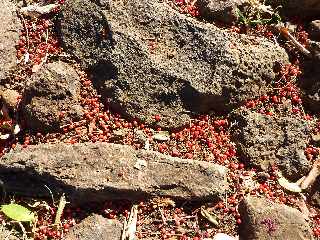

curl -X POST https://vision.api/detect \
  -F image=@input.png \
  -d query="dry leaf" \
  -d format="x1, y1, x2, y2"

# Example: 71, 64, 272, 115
200, 207, 219, 227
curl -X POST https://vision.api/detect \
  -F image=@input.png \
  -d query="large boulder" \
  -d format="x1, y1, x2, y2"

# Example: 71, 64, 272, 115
0, 0, 21, 80
238, 196, 314, 240
59, 0, 288, 129
21, 61, 84, 132
231, 108, 311, 181
0, 142, 229, 204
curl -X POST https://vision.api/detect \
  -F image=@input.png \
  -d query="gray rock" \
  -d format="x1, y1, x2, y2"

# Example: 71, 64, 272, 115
238, 196, 314, 240
309, 20, 320, 40
65, 214, 122, 240
0, 0, 21, 80
0, 142, 229, 204
231, 108, 311, 181
59, 0, 288, 129
21, 61, 84, 132
196, 0, 247, 24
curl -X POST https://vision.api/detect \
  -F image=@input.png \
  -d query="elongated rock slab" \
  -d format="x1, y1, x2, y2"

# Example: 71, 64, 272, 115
0, 142, 228, 203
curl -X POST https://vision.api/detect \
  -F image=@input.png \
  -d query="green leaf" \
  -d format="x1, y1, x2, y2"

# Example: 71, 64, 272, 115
1, 203, 35, 222
236, 8, 247, 25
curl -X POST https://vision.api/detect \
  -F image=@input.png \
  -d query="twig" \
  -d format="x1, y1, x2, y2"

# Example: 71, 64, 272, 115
44, 185, 55, 207
278, 26, 312, 58
19, 14, 30, 50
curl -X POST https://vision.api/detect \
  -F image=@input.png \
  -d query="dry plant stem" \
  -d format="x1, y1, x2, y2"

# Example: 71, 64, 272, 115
159, 207, 167, 224
17, 221, 28, 240
300, 160, 320, 190
279, 27, 312, 58
54, 194, 67, 227
121, 204, 138, 240
18, 14, 30, 50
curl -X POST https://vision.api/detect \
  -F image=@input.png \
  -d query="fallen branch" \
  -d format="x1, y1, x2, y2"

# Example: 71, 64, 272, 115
300, 159, 320, 190
278, 26, 312, 58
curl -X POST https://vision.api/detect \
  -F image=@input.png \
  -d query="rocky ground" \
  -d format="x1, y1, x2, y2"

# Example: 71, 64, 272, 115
0, 0, 320, 239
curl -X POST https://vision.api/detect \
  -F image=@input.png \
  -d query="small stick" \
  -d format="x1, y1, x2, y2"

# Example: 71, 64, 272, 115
279, 26, 312, 58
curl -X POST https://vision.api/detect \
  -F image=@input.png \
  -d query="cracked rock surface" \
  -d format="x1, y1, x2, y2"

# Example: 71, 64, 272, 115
59, 0, 288, 129
0, 142, 229, 204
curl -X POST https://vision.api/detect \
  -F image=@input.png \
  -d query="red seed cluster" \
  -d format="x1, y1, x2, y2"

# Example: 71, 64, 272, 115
16, 6, 62, 73
245, 63, 303, 116
168, 0, 200, 17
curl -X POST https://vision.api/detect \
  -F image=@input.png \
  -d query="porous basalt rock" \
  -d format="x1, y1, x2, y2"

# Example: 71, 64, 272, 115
21, 61, 84, 132
231, 108, 311, 181
59, 0, 288, 129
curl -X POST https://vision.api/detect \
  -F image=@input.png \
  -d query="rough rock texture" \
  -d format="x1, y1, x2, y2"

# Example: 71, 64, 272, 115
196, 0, 247, 24
231, 108, 311, 181
0, 142, 229, 204
267, 0, 320, 20
65, 214, 122, 240
309, 20, 320, 40
59, 0, 288, 129
238, 196, 314, 240
21, 61, 84, 132
300, 56, 320, 112
0, 0, 21, 80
